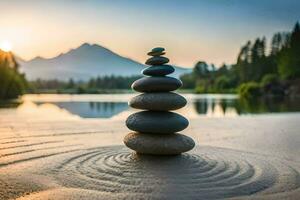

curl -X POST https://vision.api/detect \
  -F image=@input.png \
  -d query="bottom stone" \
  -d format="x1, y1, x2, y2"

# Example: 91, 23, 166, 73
123, 132, 195, 155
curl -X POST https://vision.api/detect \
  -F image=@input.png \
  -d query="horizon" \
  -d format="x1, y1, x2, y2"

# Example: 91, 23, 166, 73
0, 0, 300, 68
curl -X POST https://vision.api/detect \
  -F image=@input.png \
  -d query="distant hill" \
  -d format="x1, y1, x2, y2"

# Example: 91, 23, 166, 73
18, 43, 191, 81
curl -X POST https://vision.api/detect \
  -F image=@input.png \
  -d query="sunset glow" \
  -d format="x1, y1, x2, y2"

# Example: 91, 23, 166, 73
0, 1, 299, 67
0, 40, 12, 52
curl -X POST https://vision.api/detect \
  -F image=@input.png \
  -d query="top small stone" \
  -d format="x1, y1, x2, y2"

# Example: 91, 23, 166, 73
152, 47, 165, 53
147, 47, 165, 56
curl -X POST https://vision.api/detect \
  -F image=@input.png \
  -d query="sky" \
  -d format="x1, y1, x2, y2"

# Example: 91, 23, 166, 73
0, 0, 299, 68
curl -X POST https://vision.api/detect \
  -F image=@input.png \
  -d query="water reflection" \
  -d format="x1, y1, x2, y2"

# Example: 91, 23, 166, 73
1, 94, 300, 119
193, 97, 300, 116
50, 102, 128, 118
16, 101, 80, 120
193, 99, 238, 117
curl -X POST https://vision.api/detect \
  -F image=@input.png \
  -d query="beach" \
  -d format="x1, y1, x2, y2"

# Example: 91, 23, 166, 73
0, 96, 300, 199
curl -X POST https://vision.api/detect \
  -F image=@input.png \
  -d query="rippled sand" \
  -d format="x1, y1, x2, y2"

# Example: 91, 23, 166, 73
1, 107, 300, 199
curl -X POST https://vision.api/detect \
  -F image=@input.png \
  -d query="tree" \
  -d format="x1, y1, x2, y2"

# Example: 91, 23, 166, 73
180, 73, 195, 89
88, 78, 96, 88
278, 22, 300, 79
237, 41, 251, 64
270, 33, 289, 55
0, 50, 27, 100
66, 78, 75, 89
193, 61, 209, 77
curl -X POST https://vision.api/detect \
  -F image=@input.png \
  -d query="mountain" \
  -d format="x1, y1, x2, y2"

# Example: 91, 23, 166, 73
18, 43, 191, 81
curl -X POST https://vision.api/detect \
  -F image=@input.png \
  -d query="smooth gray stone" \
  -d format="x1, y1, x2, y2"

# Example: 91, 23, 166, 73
151, 47, 165, 53
145, 56, 169, 65
129, 92, 187, 111
126, 111, 189, 133
147, 52, 165, 56
132, 77, 182, 92
147, 51, 165, 56
142, 65, 175, 76
123, 132, 195, 155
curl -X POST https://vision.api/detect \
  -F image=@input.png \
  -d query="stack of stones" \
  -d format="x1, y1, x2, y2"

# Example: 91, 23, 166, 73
124, 47, 195, 155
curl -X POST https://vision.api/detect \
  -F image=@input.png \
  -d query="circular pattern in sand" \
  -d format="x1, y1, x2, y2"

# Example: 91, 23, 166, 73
52, 146, 300, 199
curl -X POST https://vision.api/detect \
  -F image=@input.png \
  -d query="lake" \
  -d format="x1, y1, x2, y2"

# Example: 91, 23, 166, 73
1, 94, 300, 119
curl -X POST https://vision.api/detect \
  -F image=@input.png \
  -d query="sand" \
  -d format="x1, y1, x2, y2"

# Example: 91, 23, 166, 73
0, 106, 300, 199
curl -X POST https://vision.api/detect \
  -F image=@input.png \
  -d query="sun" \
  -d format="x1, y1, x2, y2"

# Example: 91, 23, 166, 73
0, 40, 13, 52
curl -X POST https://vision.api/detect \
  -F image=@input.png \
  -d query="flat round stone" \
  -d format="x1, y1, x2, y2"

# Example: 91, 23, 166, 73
147, 51, 165, 56
142, 65, 175, 76
132, 77, 182, 92
151, 47, 165, 53
123, 132, 195, 155
126, 111, 189, 133
145, 56, 169, 65
129, 92, 187, 111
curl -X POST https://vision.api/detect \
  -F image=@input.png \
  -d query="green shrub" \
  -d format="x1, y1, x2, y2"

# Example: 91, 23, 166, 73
195, 85, 206, 93
77, 86, 86, 94
261, 74, 279, 87
180, 73, 196, 89
215, 75, 231, 90
238, 82, 262, 98
0, 66, 26, 100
